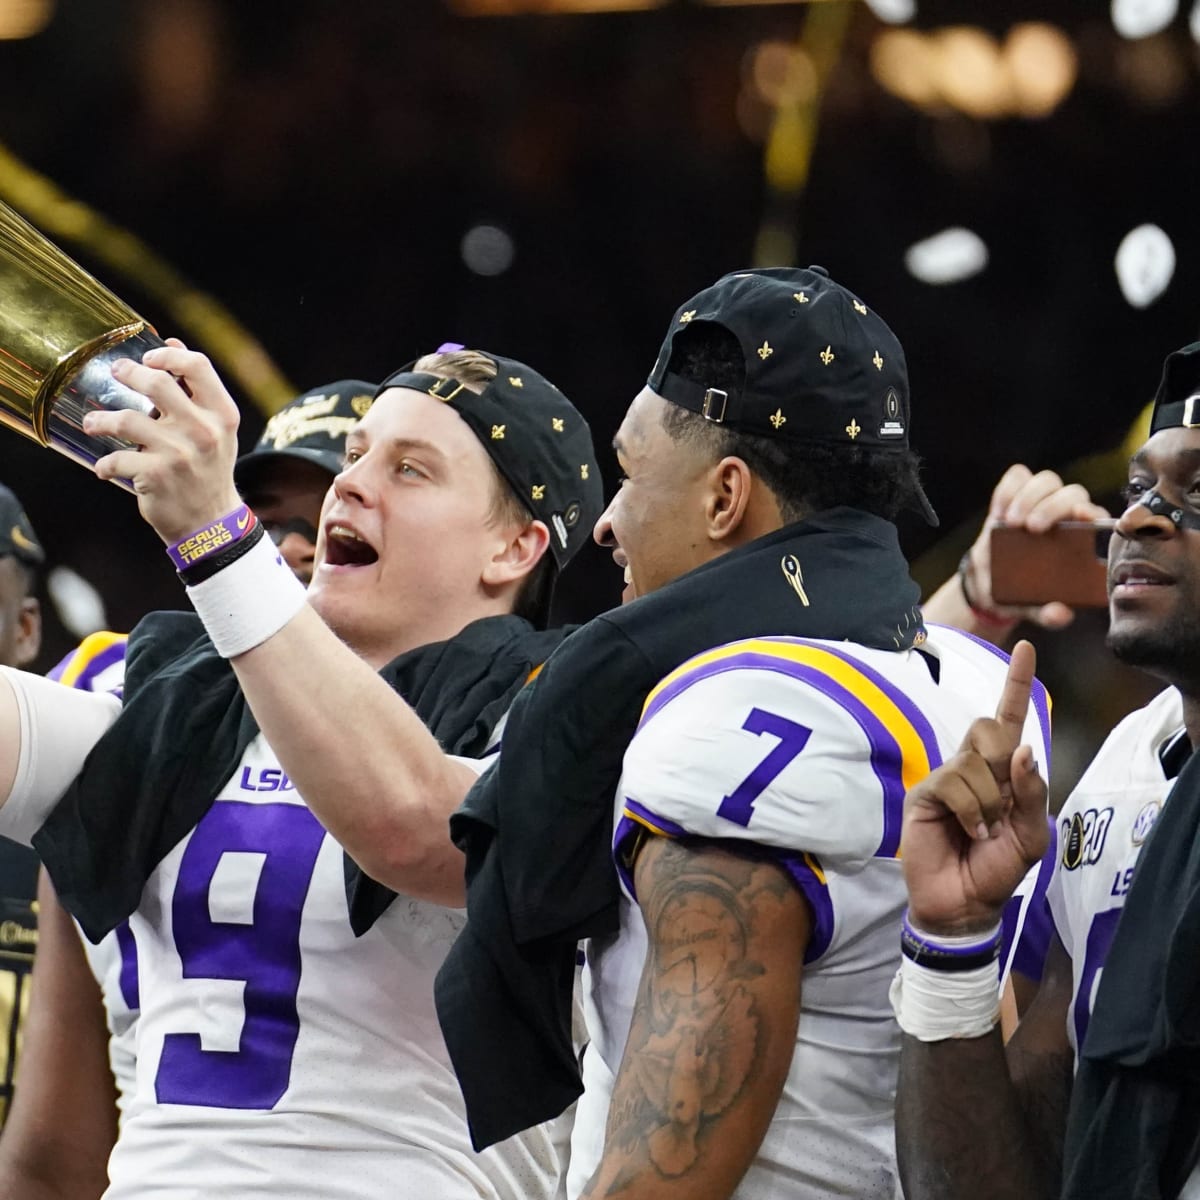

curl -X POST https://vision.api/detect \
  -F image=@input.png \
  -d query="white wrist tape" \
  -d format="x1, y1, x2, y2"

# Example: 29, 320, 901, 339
890, 955, 1002, 1042
186, 531, 307, 658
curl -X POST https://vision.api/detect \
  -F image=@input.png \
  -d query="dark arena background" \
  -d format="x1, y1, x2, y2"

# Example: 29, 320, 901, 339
0, 0, 1197, 801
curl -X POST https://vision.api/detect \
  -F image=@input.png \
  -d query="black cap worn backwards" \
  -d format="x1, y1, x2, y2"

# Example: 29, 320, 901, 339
0, 483, 43, 567
648, 265, 938, 525
234, 380, 376, 489
376, 352, 604, 573
1149, 342, 1200, 434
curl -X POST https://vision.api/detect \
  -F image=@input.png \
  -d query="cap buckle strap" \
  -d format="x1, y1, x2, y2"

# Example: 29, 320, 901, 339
428, 377, 466, 403
1184, 394, 1200, 428
701, 387, 728, 423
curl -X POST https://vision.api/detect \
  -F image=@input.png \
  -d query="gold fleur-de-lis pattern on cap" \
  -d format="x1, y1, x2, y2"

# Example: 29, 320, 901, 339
508, 376, 524, 389
846, 419, 861, 440
531, 484, 546, 501
820, 345, 835, 366
581, 464, 589, 480
491, 424, 506, 440
769, 409, 786, 430
679, 310, 696, 324
551, 417, 565, 433
351, 394, 373, 417
853, 300, 868, 315
793, 291, 809, 304
757, 341, 773, 361
872, 351, 884, 371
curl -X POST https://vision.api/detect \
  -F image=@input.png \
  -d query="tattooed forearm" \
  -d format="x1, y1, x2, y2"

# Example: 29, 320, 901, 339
582, 838, 807, 1200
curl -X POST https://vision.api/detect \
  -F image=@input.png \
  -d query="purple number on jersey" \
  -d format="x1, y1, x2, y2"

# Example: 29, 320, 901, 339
717, 708, 813, 827
1073, 907, 1122, 1051
155, 800, 326, 1109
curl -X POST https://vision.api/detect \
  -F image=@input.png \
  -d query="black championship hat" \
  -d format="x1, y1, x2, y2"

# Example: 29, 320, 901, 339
0, 483, 44, 567
1149, 342, 1200, 434
375, 352, 604, 572
648, 266, 938, 525
235, 380, 376, 489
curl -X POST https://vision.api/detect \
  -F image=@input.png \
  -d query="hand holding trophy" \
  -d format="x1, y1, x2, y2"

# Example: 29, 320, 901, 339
0, 200, 243, 544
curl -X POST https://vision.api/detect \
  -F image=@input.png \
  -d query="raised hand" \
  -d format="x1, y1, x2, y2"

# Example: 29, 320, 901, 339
82, 339, 242, 545
962, 464, 1110, 630
900, 640, 1050, 936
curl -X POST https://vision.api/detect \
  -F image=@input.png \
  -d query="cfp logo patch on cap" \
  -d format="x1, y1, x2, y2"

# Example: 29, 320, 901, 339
879, 387, 905, 439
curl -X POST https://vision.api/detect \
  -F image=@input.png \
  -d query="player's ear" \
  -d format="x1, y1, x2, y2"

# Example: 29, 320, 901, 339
482, 519, 550, 588
705, 456, 753, 543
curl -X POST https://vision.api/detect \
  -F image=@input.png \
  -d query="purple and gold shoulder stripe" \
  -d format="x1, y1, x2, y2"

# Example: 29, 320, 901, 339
47, 629, 128, 697
636, 636, 944, 859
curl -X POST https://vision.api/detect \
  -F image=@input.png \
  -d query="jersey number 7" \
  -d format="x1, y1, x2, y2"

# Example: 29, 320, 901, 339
717, 708, 812, 828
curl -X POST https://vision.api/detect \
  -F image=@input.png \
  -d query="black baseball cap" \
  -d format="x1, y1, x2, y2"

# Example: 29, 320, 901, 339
0, 483, 43, 567
235, 380, 376, 489
376, 352, 604, 574
648, 266, 938, 525
1149, 342, 1200, 434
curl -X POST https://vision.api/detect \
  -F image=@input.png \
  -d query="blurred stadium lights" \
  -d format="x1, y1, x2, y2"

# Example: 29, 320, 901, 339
1114, 224, 1176, 308
1192, 0, 1200, 40
904, 227, 989, 285
1111, 0, 1177, 39
0, 0, 53, 39
448, 0, 666, 13
461, 223, 516, 276
871, 23, 1077, 120
449, 0, 870, 12
863, 0, 915, 24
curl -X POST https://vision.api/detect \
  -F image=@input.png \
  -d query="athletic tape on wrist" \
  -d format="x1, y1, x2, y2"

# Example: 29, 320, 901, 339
167, 504, 256, 573
185, 531, 307, 658
889, 955, 1002, 1041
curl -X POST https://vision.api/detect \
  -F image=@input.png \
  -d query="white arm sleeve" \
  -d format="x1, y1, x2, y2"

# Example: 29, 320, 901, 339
0, 666, 121, 846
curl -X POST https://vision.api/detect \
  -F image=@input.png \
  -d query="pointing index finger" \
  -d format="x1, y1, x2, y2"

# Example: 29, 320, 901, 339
995, 639, 1036, 742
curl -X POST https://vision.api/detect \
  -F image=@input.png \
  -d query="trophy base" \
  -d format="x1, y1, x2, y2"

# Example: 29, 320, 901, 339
45, 326, 166, 491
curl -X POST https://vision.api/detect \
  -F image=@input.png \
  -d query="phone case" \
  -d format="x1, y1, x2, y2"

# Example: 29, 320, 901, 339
988, 523, 1111, 608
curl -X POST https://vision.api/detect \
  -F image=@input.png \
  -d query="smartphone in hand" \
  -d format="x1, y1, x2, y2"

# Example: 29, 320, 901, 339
989, 521, 1115, 608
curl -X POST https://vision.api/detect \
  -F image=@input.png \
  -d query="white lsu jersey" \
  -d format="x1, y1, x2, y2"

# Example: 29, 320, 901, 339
104, 733, 566, 1200
1047, 685, 1184, 1059
1046, 686, 1200, 1200
570, 627, 1052, 1200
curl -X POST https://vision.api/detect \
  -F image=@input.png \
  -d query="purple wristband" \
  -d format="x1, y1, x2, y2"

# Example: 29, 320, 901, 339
901, 911, 1002, 973
166, 505, 257, 572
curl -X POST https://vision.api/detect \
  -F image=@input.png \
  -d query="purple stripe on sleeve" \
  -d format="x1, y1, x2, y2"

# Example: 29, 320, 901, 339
46, 650, 71, 682
622, 798, 688, 839
932, 624, 1053, 779
639, 644, 941, 859
613, 813, 641, 900
778, 854, 835, 962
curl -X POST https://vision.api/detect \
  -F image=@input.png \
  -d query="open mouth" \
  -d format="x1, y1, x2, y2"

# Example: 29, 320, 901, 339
323, 523, 379, 567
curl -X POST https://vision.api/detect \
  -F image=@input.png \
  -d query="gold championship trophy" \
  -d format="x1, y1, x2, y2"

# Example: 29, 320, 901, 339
0, 199, 164, 487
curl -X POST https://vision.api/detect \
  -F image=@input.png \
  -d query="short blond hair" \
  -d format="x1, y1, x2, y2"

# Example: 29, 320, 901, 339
410, 349, 497, 392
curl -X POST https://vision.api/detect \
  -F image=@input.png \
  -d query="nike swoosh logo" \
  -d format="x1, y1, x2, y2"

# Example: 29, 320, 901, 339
236, 512, 250, 531
10, 526, 37, 553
